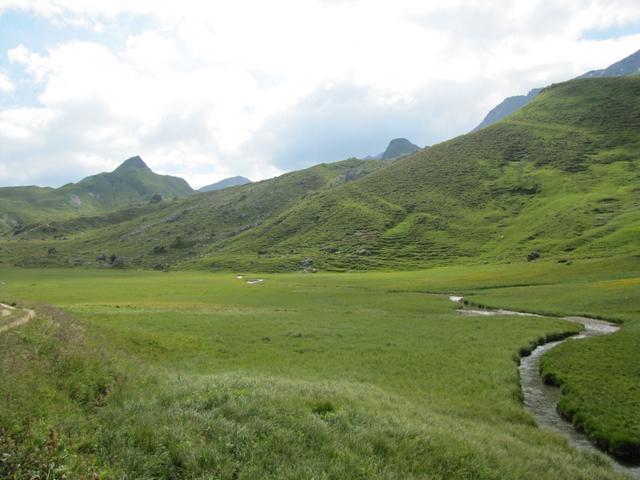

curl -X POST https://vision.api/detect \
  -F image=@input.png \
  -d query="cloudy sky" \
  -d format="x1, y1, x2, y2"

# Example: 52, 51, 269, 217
0, 1, 639, 189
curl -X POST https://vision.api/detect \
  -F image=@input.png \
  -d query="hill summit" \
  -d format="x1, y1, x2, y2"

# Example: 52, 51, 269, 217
381, 138, 420, 159
198, 176, 252, 193
0, 156, 193, 232
113, 155, 151, 173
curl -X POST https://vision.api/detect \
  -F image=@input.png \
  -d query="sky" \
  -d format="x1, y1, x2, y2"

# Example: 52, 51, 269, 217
0, 1, 640, 189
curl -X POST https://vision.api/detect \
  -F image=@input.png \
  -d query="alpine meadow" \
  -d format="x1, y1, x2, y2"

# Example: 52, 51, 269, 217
0, 3, 639, 479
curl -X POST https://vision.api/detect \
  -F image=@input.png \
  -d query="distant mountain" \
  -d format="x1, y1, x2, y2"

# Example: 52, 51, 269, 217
6, 77, 640, 271
365, 138, 421, 160
5, 157, 389, 265
198, 176, 252, 193
473, 88, 542, 132
0, 156, 193, 232
473, 48, 640, 131
381, 138, 420, 159
578, 49, 640, 78
68, 156, 193, 207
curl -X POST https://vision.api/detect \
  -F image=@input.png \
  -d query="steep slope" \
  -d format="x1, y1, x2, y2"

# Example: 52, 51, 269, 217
473, 48, 640, 131
2, 158, 387, 268
198, 176, 252, 192
205, 76, 640, 270
0, 156, 193, 232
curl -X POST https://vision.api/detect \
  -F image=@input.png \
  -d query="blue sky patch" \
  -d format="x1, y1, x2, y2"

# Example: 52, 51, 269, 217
582, 21, 640, 41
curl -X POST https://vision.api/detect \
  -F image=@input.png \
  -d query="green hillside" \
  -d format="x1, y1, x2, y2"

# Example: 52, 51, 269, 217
210, 76, 640, 270
1, 158, 388, 268
2, 77, 639, 272
0, 156, 193, 232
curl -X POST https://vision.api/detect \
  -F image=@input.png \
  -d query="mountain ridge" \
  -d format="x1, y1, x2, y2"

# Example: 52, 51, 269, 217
3, 76, 639, 272
473, 48, 640, 131
0, 156, 193, 232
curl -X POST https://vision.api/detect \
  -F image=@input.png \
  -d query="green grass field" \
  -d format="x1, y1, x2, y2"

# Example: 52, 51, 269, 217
1, 256, 638, 478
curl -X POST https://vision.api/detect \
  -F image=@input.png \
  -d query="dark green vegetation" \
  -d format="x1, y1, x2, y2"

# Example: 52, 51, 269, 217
2, 157, 387, 269
2, 257, 637, 478
0, 156, 192, 232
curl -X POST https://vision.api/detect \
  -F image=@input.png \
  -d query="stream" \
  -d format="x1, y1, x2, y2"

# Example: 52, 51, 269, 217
449, 296, 640, 478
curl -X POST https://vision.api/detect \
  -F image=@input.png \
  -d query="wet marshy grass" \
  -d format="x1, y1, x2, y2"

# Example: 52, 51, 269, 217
0, 258, 637, 478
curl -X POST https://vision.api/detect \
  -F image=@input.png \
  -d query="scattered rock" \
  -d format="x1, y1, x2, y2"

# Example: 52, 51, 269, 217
110, 255, 124, 268
527, 250, 540, 262
47, 247, 57, 255
150, 193, 163, 204
356, 248, 369, 255
300, 257, 315, 271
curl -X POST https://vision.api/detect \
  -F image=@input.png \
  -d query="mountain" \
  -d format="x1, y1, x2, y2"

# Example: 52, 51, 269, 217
473, 48, 640, 131
1, 157, 388, 267
578, 48, 640, 78
380, 138, 421, 159
3, 76, 639, 272
198, 176, 252, 193
66, 156, 193, 207
473, 88, 542, 132
207, 76, 639, 271
0, 156, 193, 232
364, 138, 421, 160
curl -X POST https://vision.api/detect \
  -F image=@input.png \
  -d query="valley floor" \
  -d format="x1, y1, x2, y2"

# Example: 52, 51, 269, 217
0, 256, 638, 479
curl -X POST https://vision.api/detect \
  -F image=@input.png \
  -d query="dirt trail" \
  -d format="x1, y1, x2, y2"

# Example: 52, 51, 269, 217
0, 303, 35, 334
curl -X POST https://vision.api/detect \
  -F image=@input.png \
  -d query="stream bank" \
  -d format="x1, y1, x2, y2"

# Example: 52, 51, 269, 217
449, 296, 639, 478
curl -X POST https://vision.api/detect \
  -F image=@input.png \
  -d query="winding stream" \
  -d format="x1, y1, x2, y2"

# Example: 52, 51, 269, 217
449, 296, 640, 478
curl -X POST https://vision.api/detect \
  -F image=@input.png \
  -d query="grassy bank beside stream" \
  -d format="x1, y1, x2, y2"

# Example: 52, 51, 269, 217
0, 257, 637, 478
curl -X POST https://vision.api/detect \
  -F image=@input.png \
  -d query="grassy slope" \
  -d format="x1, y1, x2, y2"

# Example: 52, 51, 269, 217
0, 161, 193, 233
3, 77, 638, 271
209, 77, 640, 270
1, 260, 633, 478
1, 158, 388, 269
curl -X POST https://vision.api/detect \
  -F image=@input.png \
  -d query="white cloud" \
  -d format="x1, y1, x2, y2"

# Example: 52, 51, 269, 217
0, 71, 14, 92
1, 0, 640, 188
